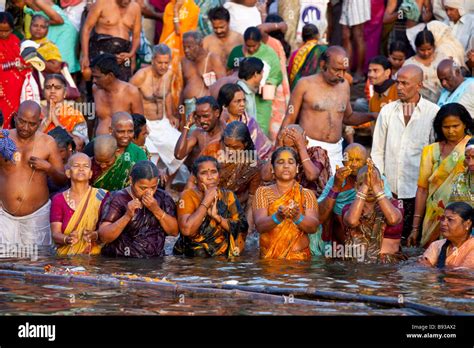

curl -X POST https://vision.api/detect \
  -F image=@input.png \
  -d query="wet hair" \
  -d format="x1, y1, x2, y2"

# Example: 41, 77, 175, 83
195, 96, 221, 113
438, 202, 474, 268
223, 121, 255, 151
265, 14, 291, 58
152, 44, 171, 58
368, 55, 392, 71
271, 146, 299, 167
414, 29, 435, 49
389, 41, 408, 56
192, 156, 219, 176
131, 113, 147, 139
183, 31, 203, 44
433, 103, 473, 142
244, 26, 262, 42
130, 160, 159, 183
48, 126, 76, 152
217, 83, 244, 108
44, 74, 67, 88
238, 57, 264, 80
208, 6, 230, 22
466, 137, 474, 151
90, 53, 120, 78
0, 12, 14, 29
302, 23, 319, 42
31, 14, 49, 25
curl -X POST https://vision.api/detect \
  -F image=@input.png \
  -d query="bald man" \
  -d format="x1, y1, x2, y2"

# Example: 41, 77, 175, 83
310, 143, 394, 255
437, 59, 474, 117
91, 113, 148, 191
0, 101, 67, 246
280, 46, 377, 174
372, 65, 440, 243
181, 31, 226, 116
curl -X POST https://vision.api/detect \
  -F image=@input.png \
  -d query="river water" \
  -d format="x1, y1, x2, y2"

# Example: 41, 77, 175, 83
0, 237, 473, 315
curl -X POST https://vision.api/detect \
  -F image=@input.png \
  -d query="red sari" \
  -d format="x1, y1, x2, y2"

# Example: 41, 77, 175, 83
0, 34, 27, 129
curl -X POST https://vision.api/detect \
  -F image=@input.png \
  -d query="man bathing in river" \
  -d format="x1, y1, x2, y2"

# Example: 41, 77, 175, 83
280, 46, 376, 174
0, 101, 67, 246
92, 54, 144, 136
130, 44, 185, 177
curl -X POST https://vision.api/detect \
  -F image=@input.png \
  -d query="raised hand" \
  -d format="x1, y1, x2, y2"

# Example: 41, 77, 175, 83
334, 165, 352, 190
126, 198, 143, 218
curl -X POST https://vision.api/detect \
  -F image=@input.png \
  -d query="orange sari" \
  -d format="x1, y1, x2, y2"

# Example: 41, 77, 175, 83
257, 183, 313, 260
42, 102, 86, 134
159, 0, 199, 110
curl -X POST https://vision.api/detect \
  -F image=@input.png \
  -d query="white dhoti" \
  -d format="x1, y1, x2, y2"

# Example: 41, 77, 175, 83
306, 137, 343, 175
0, 200, 52, 246
145, 118, 185, 175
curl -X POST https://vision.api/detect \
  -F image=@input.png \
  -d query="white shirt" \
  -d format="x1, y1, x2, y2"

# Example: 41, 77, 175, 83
223, 2, 262, 35
371, 96, 440, 199
447, 13, 474, 52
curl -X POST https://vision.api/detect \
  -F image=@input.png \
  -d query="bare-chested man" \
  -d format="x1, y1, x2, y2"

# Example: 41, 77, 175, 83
174, 96, 224, 162
0, 101, 66, 246
203, 6, 244, 66
130, 44, 185, 176
81, 0, 142, 81
91, 53, 144, 136
181, 31, 227, 117
280, 46, 376, 174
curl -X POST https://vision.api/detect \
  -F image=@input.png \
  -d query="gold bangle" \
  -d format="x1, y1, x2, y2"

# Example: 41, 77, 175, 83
301, 158, 311, 164
63, 235, 68, 245
183, 125, 190, 130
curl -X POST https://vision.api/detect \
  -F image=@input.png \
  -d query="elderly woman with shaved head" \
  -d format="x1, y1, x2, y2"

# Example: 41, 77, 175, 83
51, 153, 108, 256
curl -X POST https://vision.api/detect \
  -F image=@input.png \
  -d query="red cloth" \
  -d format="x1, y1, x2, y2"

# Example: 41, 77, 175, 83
60, 0, 83, 7
149, 0, 171, 44
0, 34, 28, 129
363, 0, 385, 72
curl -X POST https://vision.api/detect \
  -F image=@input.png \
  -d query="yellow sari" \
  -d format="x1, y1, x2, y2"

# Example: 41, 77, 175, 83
418, 135, 470, 248
159, 0, 199, 110
258, 183, 313, 260
56, 188, 107, 256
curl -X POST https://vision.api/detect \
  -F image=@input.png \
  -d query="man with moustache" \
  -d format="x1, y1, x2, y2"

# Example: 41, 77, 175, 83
174, 96, 224, 163
203, 6, 244, 66
280, 46, 377, 174
437, 59, 474, 117
372, 65, 440, 243
181, 31, 226, 117
130, 44, 185, 178
0, 101, 66, 246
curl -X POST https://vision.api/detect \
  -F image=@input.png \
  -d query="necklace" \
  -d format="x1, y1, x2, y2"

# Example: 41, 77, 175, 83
65, 189, 76, 210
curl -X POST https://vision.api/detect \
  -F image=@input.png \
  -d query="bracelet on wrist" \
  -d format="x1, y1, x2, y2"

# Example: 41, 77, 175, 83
356, 192, 367, 201
327, 189, 339, 199
294, 214, 304, 225
301, 157, 311, 164
63, 235, 68, 245
200, 202, 209, 209
271, 212, 282, 225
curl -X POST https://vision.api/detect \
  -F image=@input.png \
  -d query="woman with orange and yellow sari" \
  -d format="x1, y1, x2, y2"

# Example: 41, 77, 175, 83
39, 74, 88, 147
159, 0, 199, 111
173, 156, 248, 257
253, 147, 320, 260
408, 103, 474, 249
51, 153, 108, 256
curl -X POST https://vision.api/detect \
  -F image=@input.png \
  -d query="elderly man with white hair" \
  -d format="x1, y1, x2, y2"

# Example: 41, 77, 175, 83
443, 0, 474, 53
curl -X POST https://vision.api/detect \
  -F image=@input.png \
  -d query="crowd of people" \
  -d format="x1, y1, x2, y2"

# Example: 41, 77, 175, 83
0, 0, 473, 269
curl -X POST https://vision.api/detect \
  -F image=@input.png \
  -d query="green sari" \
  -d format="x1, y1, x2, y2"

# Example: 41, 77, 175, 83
93, 143, 148, 192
